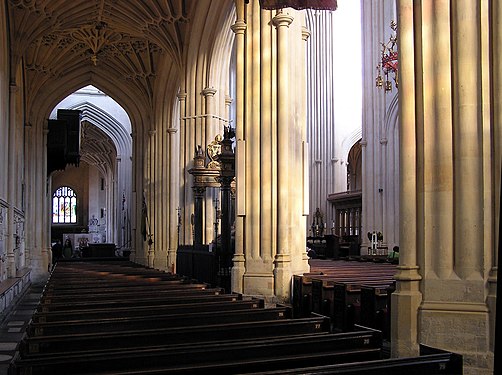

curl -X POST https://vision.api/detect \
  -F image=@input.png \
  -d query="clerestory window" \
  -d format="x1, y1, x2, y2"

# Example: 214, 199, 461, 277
52, 186, 77, 224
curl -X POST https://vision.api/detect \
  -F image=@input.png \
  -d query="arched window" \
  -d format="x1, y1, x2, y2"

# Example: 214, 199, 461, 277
52, 186, 77, 224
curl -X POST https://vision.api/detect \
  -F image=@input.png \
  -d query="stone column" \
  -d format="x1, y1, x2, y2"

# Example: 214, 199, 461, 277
489, 0, 502, 356
225, 96, 233, 120
360, 0, 380, 255
232, 2, 307, 300
300, 25, 310, 267
359, 140, 369, 254
130, 131, 138, 262
379, 137, 388, 250
202, 87, 217, 134
6, 84, 17, 278
146, 129, 156, 268
393, 1, 495, 372
421, 0, 454, 280
418, 2, 490, 372
494, 0, 502, 262
177, 92, 191, 246
230, 0, 246, 294
391, 0, 422, 358
452, 0, 483, 280
167, 127, 178, 272
272, 10, 294, 299
23, 123, 32, 266
202, 87, 217, 244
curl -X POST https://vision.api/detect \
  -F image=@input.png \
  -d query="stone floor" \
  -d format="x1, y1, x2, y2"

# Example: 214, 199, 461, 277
0, 283, 44, 375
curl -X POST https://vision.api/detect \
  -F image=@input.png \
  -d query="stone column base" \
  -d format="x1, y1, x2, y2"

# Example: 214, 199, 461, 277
391, 266, 422, 358
419, 302, 493, 375
273, 253, 292, 302
231, 253, 245, 294
243, 272, 275, 298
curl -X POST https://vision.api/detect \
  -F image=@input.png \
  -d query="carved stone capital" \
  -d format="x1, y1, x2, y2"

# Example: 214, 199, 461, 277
272, 13, 294, 29
202, 87, 217, 97
231, 20, 247, 35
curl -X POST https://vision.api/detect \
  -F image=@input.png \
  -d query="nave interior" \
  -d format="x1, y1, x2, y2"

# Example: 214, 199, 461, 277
3, 259, 462, 375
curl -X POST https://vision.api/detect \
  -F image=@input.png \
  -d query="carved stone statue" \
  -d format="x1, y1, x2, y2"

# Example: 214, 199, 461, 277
207, 134, 223, 169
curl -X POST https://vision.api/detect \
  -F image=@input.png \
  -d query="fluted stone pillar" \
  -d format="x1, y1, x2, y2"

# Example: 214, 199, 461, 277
422, 0, 453, 281
359, 139, 369, 253
272, 10, 294, 298
361, 0, 399, 255
230, 0, 246, 294
146, 129, 156, 268
391, 0, 422, 358
394, 1, 496, 372
489, 0, 502, 356
6, 84, 17, 278
452, 0, 483, 281
23, 123, 32, 267
130, 131, 138, 262
22, 117, 47, 279
202, 87, 217, 244
494, 0, 502, 263
167, 127, 178, 272
232, 1, 308, 300
177, 92, 191, 247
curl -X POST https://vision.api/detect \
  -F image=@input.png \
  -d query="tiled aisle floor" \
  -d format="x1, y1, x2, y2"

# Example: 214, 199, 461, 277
0, 283, 44, 375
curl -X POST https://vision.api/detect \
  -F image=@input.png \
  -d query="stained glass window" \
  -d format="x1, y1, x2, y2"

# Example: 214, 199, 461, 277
52, 186, 77, 224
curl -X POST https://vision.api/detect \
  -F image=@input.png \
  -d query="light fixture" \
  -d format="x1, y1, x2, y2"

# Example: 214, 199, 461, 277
375, 21, 398, 92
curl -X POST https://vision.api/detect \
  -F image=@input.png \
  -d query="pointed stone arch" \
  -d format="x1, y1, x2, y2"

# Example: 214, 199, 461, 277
347, 140, 362, 192
48, 89, 134, 252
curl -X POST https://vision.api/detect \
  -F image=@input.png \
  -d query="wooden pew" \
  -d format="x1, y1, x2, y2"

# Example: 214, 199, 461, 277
292, 272, 322, 318
44, 274, 187, 288
294, 259, 397, 332
41, 279, 196, 295
39, 284, 220, 305
26, 305, 293, 337
36, 292, 241, 313
242, 344, 463, 375
10, 261, 397, 375
18, 315, 333, 357
11, 326, 383, 375
311, 276, 393, 316
32, 298, 266, 323
332, 280, 394, 332
360, 283, 395, 338
44, 275, 189, 287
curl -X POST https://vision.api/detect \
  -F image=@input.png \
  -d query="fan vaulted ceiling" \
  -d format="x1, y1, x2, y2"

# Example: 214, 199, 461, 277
8, 0, 196, 108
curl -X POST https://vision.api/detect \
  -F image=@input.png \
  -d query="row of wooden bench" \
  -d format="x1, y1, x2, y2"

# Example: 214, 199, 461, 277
9, 261, 383, 374
292, 259, 463, 373
8, 260, 462, 374
293, 259, 397, 337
